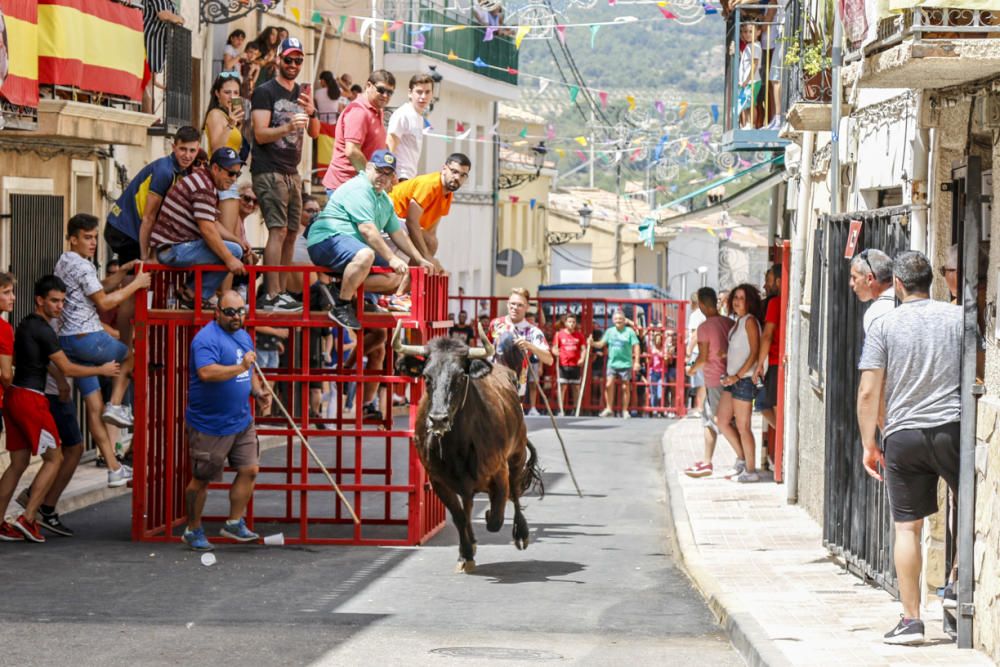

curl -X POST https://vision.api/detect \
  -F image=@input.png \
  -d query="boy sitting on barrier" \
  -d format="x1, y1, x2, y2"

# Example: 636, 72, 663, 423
306, 149, 435, 330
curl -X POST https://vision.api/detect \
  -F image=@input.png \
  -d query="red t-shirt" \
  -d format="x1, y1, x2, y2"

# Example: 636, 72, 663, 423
0, 318, 13, 407
322, 96, 387, 191
764, 297, 780, 367
553, 329, 587, 367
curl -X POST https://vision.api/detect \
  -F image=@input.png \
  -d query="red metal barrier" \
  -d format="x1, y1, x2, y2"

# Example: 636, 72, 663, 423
131, 264, 447, 545
451, 295, 688, 418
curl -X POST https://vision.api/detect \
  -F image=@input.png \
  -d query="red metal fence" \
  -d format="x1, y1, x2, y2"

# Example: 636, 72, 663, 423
451, 295, 688, 418
131, 264, 448, 545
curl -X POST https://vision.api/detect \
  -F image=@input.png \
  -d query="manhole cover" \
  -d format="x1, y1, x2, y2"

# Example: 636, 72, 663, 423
430, 647, 563, 661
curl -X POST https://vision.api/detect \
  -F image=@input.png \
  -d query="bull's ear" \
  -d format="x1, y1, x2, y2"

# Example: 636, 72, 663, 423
395, 356, 427, 378
465, 358, 493, 379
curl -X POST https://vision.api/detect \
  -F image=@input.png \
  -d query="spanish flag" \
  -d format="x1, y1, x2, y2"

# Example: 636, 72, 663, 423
37, 0, 145, 101
0, 0, 39, 107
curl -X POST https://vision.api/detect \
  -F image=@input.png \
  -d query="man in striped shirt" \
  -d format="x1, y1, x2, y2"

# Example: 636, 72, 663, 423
151, 147, 246, 306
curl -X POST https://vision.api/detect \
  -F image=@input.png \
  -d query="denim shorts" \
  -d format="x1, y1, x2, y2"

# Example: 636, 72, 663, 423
308, 234, 389, 274
257, 349, 279, 369
47, 394, 84, 447
218, 181, 240, 201
723, 376, 756, 402
59, 330, 128, 397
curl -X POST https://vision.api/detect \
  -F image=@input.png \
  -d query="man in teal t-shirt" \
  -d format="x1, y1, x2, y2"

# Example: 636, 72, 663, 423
591, 309, 641, 418
306, 149, 434, 330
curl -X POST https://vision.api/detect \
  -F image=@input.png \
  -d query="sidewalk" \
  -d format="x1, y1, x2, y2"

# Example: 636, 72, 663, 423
661, 416, 992, 667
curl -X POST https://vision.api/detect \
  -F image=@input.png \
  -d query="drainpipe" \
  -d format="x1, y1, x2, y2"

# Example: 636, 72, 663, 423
490, 102, 499, 296
830, 5, 843, 216
910, 93, 931, 253
784, 130, 815, 504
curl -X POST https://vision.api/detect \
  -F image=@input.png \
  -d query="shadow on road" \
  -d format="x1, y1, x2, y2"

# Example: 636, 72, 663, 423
468, 559, 586, 584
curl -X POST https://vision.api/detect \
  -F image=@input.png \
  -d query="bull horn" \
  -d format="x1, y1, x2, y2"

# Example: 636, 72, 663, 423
467, 322, 495, 360
391, 322, 429, 357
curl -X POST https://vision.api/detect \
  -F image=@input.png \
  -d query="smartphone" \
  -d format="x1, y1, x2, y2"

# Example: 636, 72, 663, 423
230, 97, 242, 112
300, 83, 312, 98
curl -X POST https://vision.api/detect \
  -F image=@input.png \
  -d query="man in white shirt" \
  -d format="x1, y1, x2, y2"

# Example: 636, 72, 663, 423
386, 74, 434, 181
849, 248, 895, 335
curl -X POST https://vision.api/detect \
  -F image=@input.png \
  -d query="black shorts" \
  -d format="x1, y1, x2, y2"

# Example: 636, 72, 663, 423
558, 365, 581, 384
104, 224, 142, 264
47, 395, 84, 447
884, 422, 960, 522
755, 366, 779, 410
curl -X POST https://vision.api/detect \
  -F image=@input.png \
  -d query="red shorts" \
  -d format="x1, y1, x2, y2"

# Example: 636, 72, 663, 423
4, 387, 60, 456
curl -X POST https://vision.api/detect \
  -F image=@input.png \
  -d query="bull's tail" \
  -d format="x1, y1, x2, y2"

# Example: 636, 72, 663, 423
521, 440, 545, 499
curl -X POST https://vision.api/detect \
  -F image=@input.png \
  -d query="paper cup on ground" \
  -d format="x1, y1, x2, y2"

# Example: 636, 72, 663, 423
263, 532, 284, 546
200, 552, 216, 566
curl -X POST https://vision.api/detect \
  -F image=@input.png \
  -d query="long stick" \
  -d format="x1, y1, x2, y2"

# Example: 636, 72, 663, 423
528, 364, 583, 498
574, 341, 592, 417
253, 362, 360, 524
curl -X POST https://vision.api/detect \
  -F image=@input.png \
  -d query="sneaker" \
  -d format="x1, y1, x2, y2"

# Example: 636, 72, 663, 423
38, 509, 74, 537
102, 403, 134, 428
327, 301, 361, 330
622, 411, 632, 420
14, 486, 30, 509
942, 582, 957, 610
362, 402, 382, 422
883, 616, 925, 645
308, 410, 328, 431
220, 518, 260, 542
108, 463, 133, 488
735, 471, 760, 483
388, 294, 412, 312
182, 526, 214, 551
275, 292, 303, 312
0, 521, 24, 542
684, 461, 713, 478
723, 459, 747, 480
364, 299, 389, 314
599, 408, 614, 417
527, 408, 541, 417
13, 515, 45, 543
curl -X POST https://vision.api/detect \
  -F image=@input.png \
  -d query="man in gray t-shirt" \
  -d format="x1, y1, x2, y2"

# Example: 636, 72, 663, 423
856, 250, 961, 646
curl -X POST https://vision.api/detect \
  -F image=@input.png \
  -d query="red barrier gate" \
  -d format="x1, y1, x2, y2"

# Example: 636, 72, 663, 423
131, 264, 448, 545
450, 295, 688, 418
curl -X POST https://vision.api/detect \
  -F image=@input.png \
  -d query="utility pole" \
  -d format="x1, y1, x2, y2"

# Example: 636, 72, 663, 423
614, 156, 622, 281
589, 108, 595, 188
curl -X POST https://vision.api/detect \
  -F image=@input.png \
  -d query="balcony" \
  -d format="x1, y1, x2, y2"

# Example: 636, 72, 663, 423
386, 1, 518, 87
721, 3, 789, 152
148, 26, 195, 135
848, 5, 1000, 89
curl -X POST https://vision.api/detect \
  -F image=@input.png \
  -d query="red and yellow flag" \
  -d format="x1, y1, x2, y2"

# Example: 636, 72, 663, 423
0, 0, 40, 107
37, 0, 145, 101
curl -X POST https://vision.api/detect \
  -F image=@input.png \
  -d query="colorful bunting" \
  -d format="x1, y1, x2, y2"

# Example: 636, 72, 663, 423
311, 10, 323, 23
574, 136, 587, 146
519, 127, 528, 138
711, 104, 719, 123
659, 7, 677, 19
626, 95, 636, 111
556, 148, 566, 159
484, 26, 496, 41
546, 124, 556, 140
388, 19, 404, 31
515, 25, 531, 48
360, 17, 374, 40
380, 30, 389, 42
445, 24, 466, 32
473, 57, 487, 67
414, 33, 426, 50
290, 7, 301, 22
599, 91, 609, 108
575, 149, 588, 161
679, 101, 689, 118
556, 25, 567, 44
348, 17, 357, 33
590, 24, 601, 49
529, 198, 537, 210
539, 78, 550, 94
447, 49, 458, 60
510, 196, 520, 203
337, 15, 347, 32
654, 100, 665, 115
569, 86, 580, 103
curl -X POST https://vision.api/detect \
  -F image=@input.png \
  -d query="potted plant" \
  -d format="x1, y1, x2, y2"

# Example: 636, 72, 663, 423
783, 16, 833, 103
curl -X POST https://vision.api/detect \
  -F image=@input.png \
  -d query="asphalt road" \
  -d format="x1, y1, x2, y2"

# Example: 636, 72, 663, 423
0, 417, 740, 666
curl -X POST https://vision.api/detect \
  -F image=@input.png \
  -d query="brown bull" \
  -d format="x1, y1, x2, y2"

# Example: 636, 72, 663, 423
393, 323, 543, 573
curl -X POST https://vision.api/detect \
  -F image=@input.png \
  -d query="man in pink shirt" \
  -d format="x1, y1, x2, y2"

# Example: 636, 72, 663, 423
322, 70, 394, 192
683, 287, 735, 478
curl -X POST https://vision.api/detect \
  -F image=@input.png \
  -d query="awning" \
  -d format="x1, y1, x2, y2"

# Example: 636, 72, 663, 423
655, 168, 787, 228
652, 154, 784, 218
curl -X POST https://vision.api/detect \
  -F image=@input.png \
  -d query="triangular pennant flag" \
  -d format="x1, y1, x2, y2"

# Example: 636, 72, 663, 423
515, 25, 530, 48
599, 91, 608, 108
703, 3, 718, 15
380, 30, 389, 42
348, 17, 358, 33
419, 23, 433, 32
488, 122, 498, 136
569, 86, 579, 103
679, 101, 689, 118
290, 7, 301, 22
457, 128, 472, 140
609, 0, 616, 5
702, 131, 710, 143
654, 100, 665, 115
519, 127, 528, 138
711, 104, 719, 123
706, 227, 717, 237
659, 7, 677, 19
447, 49, 458, 60
510, 196, 520, 203
484, 26, 496, 41
424, 118, 432, 129
575, 149, 587, 161
546, 124, 556, 140
311, 10, 323, 24
456, 121, 466, 133
639, 217, 656, 249
654, 134, 669, 161
539, 78, 550, 94
473, 57, 487, 68
388, 19, 404, 32
574, 136, 587, 146
414, 33, 426, 50
337, 15, 347, 33
590, 24, 601, 49
360, 17, 374, 41
613, 150, 623, 164
445, 24, 466, 32
556, 148, 566, 158
529, 198, 537, 210
626, 95, 636, 111
506, 67, 518, 75
556, 25, 566, 44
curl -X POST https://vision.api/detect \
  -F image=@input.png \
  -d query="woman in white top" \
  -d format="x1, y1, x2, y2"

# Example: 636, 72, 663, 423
716, 283, 764, 483
222, 29, 245, 73
315, 71, 343, 124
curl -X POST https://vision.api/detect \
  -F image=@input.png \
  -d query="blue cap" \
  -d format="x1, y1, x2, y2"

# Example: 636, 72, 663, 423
280, 37, 304, 56
210, 147, 244, 169
370, 149, 397, 171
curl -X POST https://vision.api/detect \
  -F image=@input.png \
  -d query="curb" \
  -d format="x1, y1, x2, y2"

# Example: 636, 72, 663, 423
660, 420, 793, 667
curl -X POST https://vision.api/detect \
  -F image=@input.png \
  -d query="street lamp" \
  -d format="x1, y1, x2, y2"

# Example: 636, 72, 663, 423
499, 140, 550, 190
427, 65, 443, 112
546, 202, 593, 246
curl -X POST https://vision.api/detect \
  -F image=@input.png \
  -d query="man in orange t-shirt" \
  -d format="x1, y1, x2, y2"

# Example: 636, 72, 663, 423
390, 153, 471, 275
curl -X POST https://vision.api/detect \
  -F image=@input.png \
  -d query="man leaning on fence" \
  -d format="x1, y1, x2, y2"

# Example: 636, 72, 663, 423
856, 250, 962, 646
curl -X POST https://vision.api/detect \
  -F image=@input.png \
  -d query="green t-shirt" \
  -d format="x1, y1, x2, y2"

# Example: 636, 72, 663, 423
601, 326, 640, 369
307, 174, 401, 247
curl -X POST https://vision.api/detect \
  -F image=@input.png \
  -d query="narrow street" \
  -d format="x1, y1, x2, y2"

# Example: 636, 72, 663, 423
0, 418, 740, 666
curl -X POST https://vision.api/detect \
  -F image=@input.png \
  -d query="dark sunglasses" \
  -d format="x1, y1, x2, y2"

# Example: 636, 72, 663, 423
858, 248, 874, 275
222, 168, 241, 178
219, 71, 242, 81
374, 84, 394, 96
241, 194, 258, 204
283, 56, 304, 65
219, 306, 246, 317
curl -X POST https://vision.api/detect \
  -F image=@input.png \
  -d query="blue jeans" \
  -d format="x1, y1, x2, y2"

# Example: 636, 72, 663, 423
649, 370, 663, 407
257, 350, 279, 369
60, 330, 129, 397
308, 235, 389, 274
158, 240, 243, 300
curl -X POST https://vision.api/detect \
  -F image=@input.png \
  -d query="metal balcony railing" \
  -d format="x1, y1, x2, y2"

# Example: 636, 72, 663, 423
150, 25, 194, 135
849, 6, 1000, 60
722, 3, 788, 151
779, 0, 832, 110
387, 1, 518, 86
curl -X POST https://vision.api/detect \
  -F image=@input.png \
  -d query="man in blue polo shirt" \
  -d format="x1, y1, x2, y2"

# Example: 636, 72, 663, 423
307, 149, 434, 330
182, 290, 271, 551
